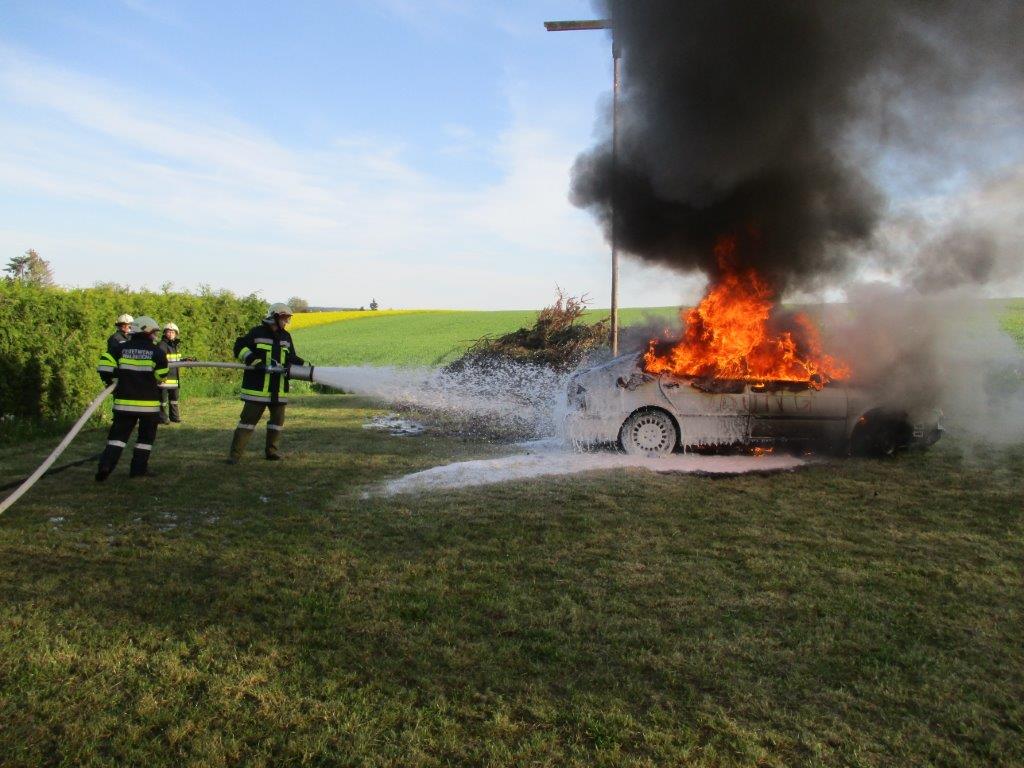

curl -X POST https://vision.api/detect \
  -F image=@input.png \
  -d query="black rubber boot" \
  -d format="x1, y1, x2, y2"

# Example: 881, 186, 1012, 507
265, 426, 283, 460
229, 427, 255, 462
128, 448, 151, 478
95, 444, 122, 482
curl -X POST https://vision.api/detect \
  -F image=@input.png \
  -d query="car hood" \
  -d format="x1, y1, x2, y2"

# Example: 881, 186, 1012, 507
572, 352, 644, 384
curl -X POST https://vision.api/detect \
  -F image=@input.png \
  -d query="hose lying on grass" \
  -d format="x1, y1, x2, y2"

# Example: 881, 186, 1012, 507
0, 361, 288, 516
0, 383, 116, 516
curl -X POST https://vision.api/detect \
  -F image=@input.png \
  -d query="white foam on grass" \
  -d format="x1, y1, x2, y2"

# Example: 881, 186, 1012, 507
363, 414, 426, 436
379, 450, 809, 495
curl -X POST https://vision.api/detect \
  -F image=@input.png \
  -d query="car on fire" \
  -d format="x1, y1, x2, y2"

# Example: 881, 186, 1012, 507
565, 354, 943, 457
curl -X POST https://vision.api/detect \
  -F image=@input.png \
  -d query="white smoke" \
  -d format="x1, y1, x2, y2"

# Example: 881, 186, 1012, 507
827, 285, 1024, 445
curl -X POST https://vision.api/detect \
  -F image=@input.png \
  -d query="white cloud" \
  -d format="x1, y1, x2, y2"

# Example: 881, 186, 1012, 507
0, 43, 696, 309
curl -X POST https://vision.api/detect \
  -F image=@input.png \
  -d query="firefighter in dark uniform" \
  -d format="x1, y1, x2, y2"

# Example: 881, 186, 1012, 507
97, 313, 133, 379
228, 302, 305, 462
95, 316, 169, 481
158, 322, 182, 424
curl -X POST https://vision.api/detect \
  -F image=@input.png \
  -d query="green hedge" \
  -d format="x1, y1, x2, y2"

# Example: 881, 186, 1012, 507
0, 282, 265, 426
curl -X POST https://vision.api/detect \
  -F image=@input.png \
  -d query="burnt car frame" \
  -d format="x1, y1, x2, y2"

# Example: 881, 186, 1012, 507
565, 354, 943, 456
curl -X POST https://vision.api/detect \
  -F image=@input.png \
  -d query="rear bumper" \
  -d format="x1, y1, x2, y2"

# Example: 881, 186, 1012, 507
908, 421, 943, 448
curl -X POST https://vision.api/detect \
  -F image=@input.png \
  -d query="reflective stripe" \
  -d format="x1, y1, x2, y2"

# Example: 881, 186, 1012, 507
240, 393, 272, 403
267, 423, 283, 431
107, 440, 127, 448
155, 367, 169, 377
119, 361, 155, 370
135, 443, 153, 451
97, 365, 115, 373
236, 422, 257, 430
113, 405, 161, 413
280, 340, 291, 349
240, 395, 288, 404
115, 398, 160, 407
159, 381, 179, 388
253, 337, 273, 344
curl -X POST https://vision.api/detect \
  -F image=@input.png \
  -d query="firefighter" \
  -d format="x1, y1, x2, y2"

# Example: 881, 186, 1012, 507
158, 322, 182, 424
228, 302, 305, 462
97, 313, 133, 382
96, 316, 169, 481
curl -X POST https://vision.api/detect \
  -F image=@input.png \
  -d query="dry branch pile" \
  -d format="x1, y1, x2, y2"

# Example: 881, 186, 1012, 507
446, 291, 608, 374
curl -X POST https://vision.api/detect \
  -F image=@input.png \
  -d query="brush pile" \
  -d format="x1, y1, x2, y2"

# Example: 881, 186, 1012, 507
446, 290, 608, 374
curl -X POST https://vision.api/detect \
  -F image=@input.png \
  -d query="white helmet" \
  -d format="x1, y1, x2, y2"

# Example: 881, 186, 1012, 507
264, 302, 293, 322
133, 316, 160, 334
163, 322, 180, 333
116, 313, 134, 325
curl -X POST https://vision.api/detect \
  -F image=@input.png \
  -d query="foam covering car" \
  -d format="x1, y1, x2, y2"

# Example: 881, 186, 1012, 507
565, 354, 943, 457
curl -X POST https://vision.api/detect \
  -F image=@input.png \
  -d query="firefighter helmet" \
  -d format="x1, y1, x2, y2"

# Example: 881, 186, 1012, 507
116, 313, 134, 326
133, 316, 160, 334
264, 302, 293, 321
163, 322, 180, 333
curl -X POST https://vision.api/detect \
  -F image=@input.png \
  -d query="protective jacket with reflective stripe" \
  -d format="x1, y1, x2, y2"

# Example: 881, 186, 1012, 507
112, 334, 169, 413
158, 336, 181, 389
97, 330, 130, 383
233, 323, 304, 404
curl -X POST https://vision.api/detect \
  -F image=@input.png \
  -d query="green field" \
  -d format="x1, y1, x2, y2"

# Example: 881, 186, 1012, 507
292, 307, 682, 366
1, 395, 1022, 766
294, 301, 1024, 368
1001, 298, 1024, 346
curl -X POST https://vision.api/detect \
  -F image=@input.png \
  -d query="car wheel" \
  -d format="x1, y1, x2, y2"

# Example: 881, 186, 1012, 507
620, 409, 677, 456
851, 419, 899, 457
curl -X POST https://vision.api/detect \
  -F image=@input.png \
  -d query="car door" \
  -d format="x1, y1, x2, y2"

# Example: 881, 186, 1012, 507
747, 381, 848, 446
658, 376, 751, 446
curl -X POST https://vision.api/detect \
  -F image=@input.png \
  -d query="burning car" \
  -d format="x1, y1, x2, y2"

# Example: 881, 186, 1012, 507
565, 237, 943, 456
565, 353, 943, 457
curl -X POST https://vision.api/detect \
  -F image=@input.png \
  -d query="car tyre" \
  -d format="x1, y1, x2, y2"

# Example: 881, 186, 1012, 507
850, 418, 900, 458
620, 409, 678, 456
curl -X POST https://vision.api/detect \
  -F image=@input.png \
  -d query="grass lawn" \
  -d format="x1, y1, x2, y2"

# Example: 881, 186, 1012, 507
1, 394, 1022, 766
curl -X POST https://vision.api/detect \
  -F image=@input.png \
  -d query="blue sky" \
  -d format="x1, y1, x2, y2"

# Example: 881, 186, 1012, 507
1, 2, 1020, 309
0, 0, 704, 309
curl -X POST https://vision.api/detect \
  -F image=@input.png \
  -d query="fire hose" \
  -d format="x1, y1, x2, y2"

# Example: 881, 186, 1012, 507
0, 360, 313, 516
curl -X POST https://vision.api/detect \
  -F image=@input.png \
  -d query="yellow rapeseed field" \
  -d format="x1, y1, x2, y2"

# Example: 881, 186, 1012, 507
289, 309, 442, 330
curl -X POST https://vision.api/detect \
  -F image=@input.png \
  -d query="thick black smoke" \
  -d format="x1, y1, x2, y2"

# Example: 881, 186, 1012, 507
571, 0, 1024, 292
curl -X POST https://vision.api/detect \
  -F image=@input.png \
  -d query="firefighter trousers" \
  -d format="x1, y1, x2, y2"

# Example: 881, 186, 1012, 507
229, 401, 287, 460
98, 412, 160, 477
160, 387, 181, 424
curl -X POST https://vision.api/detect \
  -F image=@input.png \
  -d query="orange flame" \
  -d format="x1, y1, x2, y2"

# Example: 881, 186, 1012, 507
643, 236, 850, 387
